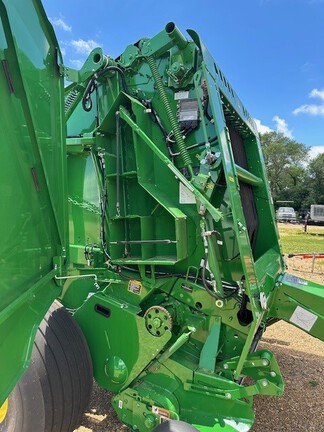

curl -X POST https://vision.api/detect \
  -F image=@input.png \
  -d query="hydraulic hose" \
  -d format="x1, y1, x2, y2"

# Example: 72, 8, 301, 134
146, 55, 193, 177
82, 66, 129, 112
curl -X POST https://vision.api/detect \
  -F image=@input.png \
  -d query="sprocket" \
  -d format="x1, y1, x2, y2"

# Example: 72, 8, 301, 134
144, 305, 173, 337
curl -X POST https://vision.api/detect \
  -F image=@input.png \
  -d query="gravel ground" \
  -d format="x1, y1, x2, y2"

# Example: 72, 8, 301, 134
75, 232, 324, 432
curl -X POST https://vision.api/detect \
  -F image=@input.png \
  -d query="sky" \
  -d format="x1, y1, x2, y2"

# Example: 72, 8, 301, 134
42, 0, 324, 159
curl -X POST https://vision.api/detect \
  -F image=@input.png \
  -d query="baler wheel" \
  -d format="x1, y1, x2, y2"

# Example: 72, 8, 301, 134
0, 301, 93, 432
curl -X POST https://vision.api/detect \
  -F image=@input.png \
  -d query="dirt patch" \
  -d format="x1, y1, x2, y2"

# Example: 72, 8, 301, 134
252, 321, 324, 431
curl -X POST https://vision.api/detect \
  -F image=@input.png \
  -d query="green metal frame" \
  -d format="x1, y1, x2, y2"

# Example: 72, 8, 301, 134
0, 0, 67, 403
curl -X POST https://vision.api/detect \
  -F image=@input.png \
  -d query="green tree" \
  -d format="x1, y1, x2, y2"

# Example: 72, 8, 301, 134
307, 153, 324, 204
260, 132, 309, 210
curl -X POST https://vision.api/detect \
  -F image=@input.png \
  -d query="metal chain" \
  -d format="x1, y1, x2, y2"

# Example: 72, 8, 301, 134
68, 197, 101, 214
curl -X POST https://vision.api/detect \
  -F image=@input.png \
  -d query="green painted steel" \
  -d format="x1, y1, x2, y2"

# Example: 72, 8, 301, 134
1, 4, 324, 432
0, 0, 67, 405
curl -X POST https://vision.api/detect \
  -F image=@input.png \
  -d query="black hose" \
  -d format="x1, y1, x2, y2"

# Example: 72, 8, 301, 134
82, 66, 129, 112
201, 255, 238, 299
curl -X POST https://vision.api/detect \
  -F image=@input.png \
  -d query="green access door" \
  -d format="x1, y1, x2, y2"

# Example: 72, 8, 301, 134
0, 0, 67, 403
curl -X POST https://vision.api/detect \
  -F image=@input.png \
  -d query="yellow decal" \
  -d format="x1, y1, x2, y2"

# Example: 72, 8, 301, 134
128, 280, 142, 295
152, 405, 171, 419
0, 399, 8, 423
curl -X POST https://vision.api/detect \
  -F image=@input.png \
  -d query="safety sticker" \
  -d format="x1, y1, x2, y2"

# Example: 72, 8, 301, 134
174, 91, 189, 100
289, 306, 318, 332
128, 280, 142, 295
284, 274, 308, 286
179, 182, 196, 204
152, 406, 171, 419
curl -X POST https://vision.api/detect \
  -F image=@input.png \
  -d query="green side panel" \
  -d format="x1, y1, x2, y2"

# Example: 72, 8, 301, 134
269, 273, 324, 341
0, 0, 66, 403
74, 291, 171, 392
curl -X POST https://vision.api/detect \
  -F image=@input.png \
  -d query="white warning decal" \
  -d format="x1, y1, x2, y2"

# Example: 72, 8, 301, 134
289, 306, 318, 332
174, 91, 189, 100
179, 182, 196, 204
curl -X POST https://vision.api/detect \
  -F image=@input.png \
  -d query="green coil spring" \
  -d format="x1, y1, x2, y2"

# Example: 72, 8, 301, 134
65, 88, 79, 114
146, 56, 193, 176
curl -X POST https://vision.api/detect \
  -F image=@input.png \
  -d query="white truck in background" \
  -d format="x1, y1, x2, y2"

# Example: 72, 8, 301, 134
310, 204, 324, 224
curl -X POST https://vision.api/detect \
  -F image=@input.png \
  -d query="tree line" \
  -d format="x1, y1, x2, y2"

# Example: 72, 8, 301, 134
259, 132, 324, 214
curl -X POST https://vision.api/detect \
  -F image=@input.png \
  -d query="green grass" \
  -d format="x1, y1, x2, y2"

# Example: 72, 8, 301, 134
278, 224, 324, 254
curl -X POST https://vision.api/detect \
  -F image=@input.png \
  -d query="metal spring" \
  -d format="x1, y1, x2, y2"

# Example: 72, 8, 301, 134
146, 56, 193, 176
65, 89, 79, 113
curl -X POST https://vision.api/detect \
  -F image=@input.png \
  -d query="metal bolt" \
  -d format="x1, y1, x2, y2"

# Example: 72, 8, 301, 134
152, 318, 162, 328
261, 379, 268, 387
270, 371, 276, 377
225, 393, 232, 399
262, 359, 270, 366
223, 363, 229, 370
215, 299, 224, 308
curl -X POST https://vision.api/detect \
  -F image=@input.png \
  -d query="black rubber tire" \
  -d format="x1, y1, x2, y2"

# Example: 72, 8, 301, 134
153, 420, 199, 432
0, 300, 93, 432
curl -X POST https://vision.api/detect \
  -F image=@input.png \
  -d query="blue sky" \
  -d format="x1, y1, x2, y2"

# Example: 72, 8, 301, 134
42, 0, 324, 158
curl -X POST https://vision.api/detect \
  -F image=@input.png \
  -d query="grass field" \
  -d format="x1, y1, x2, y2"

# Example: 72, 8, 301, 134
277, 222, 324, 284
278, 223, 324, 254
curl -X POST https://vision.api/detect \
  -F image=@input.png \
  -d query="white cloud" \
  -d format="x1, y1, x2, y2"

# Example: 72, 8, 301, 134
309, 146, 324, 159
50, 18, 71, 32
309, 88, 324, 100
293, 104, 324, 116
272, 115, 293, 139
254, 118, 273, 134
70, 39, 101, 55
293, 88, 324, 116
254, 117, 293, 138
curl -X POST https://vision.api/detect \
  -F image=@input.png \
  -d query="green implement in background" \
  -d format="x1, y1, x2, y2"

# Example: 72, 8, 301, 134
0, 3, 323, 432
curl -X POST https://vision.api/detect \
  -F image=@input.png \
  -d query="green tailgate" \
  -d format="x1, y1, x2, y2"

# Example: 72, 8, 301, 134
0, 0, 66, 403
